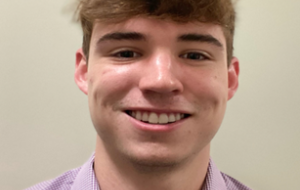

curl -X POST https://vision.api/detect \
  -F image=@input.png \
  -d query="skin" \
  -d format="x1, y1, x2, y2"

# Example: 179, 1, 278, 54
75, 17, 239, 190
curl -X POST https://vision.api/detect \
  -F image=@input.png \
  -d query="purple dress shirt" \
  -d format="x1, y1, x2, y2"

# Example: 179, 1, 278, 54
25, 154, 252, 190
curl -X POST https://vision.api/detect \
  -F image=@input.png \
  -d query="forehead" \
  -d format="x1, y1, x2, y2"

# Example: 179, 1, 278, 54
91, 17, 226, 45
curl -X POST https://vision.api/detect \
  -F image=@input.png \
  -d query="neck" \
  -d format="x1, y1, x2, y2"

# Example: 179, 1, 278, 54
94, 136, 210, 190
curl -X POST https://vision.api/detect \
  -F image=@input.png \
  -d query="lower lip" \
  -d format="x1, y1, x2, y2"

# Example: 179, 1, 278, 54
126, 114, 185, 132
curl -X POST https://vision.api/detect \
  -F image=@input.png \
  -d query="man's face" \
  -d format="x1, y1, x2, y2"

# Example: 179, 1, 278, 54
75, 17, 239, 166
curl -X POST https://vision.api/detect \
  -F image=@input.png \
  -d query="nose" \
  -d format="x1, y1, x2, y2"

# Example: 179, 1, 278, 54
138, 52, 183, 95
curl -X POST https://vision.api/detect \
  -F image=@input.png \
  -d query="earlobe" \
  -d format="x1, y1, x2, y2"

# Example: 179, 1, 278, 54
74, 48, 88, 95
227, 57, 240, 100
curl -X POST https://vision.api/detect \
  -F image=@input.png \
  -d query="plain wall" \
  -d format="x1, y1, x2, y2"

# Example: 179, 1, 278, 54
1, 0, 300, 189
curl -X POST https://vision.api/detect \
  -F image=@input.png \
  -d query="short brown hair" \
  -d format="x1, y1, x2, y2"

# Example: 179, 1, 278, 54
76, 0, 236, 64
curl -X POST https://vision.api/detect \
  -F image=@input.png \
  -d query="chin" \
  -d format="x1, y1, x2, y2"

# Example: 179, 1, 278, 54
122, 147, 188, 172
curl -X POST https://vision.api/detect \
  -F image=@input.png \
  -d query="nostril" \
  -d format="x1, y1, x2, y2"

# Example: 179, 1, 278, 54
138, 74, 184, 94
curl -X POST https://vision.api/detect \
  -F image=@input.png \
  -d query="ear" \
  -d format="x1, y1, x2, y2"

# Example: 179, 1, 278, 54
75, 48, 88, 95
227, 57, 240, 100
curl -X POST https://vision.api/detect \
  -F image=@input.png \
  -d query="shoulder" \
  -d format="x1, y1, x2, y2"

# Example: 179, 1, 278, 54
25, 167, 82, 190
25, 154, 98, 190
221, 172, 252, 190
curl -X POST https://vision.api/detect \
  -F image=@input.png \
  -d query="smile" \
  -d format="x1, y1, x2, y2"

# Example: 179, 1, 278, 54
125, 110, 190, 125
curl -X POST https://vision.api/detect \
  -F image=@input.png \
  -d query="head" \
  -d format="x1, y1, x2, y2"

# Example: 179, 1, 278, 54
74, 0, 239, 170
77, 0, 236, 64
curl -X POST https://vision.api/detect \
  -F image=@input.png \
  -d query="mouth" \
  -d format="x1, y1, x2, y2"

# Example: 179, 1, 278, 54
125, 110, 191, 125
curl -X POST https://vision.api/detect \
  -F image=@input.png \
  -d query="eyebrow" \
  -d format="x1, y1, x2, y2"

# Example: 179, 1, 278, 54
178, 33, 223, 48
96, 32, 223, 48
97, 32, 146, 44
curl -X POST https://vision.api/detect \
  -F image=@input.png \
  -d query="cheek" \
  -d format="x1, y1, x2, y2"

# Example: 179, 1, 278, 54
184, 68, 228, 101
183, 68, 228, 127
86, 65, 137, 138
87, 65, 136, 108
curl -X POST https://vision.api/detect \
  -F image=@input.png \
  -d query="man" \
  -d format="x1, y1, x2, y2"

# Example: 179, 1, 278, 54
27, 0, 251, 189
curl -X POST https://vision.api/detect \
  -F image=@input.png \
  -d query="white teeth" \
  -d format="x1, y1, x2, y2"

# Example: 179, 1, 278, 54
130, 111, 187, 124
136, 111, 142, 121
132, 111, 136, 117
169, 113, 176, 122
159, 113, 168, 124
142, 112, 149, 122
149, 112, 159, 124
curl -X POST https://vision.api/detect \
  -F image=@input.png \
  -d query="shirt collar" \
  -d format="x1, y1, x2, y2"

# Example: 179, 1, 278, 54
71, 154, 100, 190
202, 158, 228, 190
71, 154, 227, 190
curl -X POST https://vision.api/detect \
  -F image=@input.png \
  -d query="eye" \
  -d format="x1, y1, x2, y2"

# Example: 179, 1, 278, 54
112, 50, 141, 58
180, 52, 209, 60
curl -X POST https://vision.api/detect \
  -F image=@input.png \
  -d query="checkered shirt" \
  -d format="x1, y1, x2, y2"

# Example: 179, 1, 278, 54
25, 154, 252, 190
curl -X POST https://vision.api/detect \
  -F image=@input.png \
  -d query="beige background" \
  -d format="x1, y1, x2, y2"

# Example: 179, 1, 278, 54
1, 0, 300, 189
